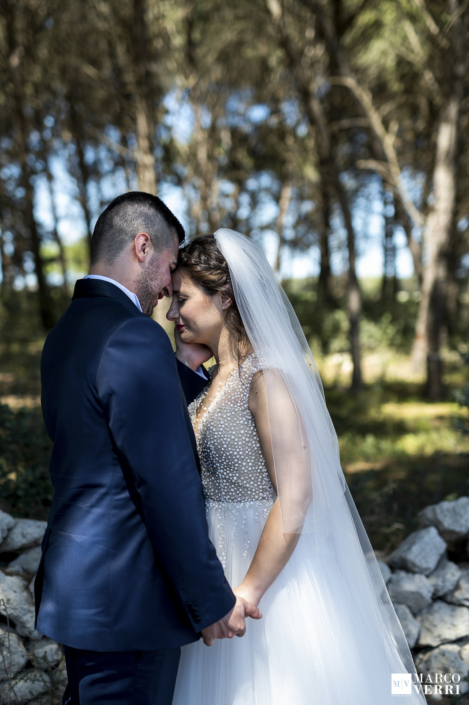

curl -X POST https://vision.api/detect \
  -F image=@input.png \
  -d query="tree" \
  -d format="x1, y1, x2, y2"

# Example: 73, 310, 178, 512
410, 0, 466, 400
1, 0, 57, 329
265, 0, 363, 391
296, 0, 468, 399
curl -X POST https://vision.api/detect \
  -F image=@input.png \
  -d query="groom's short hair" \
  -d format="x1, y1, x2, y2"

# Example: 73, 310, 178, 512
91, 191, 185, 266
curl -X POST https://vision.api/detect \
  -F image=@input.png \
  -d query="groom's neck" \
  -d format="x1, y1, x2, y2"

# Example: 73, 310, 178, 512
89, 260, 138, 295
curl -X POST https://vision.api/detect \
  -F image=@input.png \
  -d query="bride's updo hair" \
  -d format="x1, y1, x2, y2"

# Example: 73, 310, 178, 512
177, 235, 251, 359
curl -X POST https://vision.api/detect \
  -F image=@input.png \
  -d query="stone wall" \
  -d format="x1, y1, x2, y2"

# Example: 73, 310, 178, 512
0, 512, 65, 704
379, 496, 469, 700
0, 497, 469, 703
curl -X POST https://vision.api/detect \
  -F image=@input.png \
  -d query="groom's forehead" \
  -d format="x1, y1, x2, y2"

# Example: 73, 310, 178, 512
170, 270, 182, 292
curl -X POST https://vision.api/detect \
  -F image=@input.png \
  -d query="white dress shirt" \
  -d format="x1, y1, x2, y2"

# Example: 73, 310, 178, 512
83, 274, 206, 379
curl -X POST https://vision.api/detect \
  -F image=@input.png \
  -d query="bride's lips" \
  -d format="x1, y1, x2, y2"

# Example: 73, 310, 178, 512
176, 324, 185, 331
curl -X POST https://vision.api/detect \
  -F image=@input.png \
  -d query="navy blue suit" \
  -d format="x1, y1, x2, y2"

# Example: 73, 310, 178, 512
36, 278, 235, 703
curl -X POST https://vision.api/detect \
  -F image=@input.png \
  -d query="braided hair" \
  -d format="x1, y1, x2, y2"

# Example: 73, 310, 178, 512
177, 235, 251, 362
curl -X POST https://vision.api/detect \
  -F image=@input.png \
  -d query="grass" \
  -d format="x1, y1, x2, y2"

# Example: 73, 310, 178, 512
319, 350, 469, 555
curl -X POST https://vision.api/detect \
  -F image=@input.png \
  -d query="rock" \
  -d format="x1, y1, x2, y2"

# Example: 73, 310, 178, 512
428, 557, 462, 598
0, 627, 29, 681
443, 567, 469, 607
29, 638, 63, 669
415, 643, 469, 696
387, 570, 434, 614
0, 572, 42, 640
29, 577, 35, 597
461, 643, 469, 669
6, 546, 42, 577
377, 560, 391, 584
0, 668, 51, 702
0, 510, 15, 543
416, 600, 469, 647
419, 496, 469, 543
0, 519, 47, 553
394, 603, 420, 648
388, 526, 447, 575
51, 657, 68, 691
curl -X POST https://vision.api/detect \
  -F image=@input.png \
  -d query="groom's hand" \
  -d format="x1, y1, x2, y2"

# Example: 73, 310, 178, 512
173, 326, 212, 371
200, 597, 262, 647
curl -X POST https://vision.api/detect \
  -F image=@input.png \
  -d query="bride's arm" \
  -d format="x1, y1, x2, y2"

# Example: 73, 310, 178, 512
234, 369, 311, 607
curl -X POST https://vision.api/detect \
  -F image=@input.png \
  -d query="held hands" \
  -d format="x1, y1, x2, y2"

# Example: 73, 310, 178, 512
173, 326, 212, 371
200, 596, 262, 647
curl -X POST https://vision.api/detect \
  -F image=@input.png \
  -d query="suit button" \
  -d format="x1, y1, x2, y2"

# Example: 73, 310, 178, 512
187, 603, 201, 622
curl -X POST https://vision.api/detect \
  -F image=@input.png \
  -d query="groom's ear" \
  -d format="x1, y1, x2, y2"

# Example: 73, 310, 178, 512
134, 232, 152, 263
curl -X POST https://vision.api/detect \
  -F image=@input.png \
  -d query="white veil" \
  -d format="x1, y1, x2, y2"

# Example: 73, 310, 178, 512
213, 227, 426, 699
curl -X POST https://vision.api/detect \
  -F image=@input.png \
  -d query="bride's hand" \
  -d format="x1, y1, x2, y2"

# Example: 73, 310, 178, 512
200, 595, 262, 646
233, 584, 262, 609
173, 325, 212, 371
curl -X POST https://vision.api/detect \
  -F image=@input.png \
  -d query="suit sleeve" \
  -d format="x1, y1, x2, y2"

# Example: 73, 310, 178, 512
96, 317, 235, 632
176, 358, 209, 405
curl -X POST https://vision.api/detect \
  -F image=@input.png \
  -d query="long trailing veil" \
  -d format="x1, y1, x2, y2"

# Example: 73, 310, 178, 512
213, 227, 426, 703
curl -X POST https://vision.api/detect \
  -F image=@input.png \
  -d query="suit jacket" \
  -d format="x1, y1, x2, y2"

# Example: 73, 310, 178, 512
35, 278, 235, 651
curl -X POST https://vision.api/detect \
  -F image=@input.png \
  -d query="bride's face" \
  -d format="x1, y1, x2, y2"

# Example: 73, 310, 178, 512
167, 270, 226, 346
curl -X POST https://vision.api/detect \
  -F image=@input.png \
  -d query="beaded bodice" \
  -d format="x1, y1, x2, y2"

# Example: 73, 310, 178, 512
188, 353, 277, 507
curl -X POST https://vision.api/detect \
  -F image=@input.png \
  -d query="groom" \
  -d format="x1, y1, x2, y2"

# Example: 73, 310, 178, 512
35, 191, 260, 705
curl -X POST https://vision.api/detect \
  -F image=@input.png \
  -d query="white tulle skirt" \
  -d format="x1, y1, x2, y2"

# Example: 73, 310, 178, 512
172, 500, 424, 705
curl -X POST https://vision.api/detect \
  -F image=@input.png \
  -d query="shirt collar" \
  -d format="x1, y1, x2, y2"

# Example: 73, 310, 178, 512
83, 275, 142, 312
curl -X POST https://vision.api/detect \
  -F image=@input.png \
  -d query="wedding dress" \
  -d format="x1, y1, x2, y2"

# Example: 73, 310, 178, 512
172, 228, 427, 705
172, 354, 423, 705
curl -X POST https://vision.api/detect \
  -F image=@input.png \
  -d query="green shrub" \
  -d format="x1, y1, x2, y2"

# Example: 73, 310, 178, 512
0, 404, 53, 520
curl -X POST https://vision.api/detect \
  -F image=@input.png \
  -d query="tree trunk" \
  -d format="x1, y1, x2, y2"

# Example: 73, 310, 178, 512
5, 2, 55, 330
411, 100, 459, 393
394, 199, 423, 284
273, 181, 292, 274
0, 185, 10, 294
411, 0, 463, 399
332, 167, 362, 392
317, 176, 334, 306
26, 195, 55, 329
381, 185, 397, 306
0, 227, 8, 294
308, 0, 424, 283
184, 9, 221, 234
135, 95, 157, 194
265, 0, 363, 390
192, 93, 224, 234
44, 158, 69, 296
445, 224, 462, 338
67, 94, 94, 261
133, 0, 157, 195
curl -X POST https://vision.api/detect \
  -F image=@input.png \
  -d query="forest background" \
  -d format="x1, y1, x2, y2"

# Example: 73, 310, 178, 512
0, 0, 469, 557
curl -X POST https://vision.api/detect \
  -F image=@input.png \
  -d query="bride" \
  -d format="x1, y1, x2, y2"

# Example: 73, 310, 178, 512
166, 229, 427, 705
